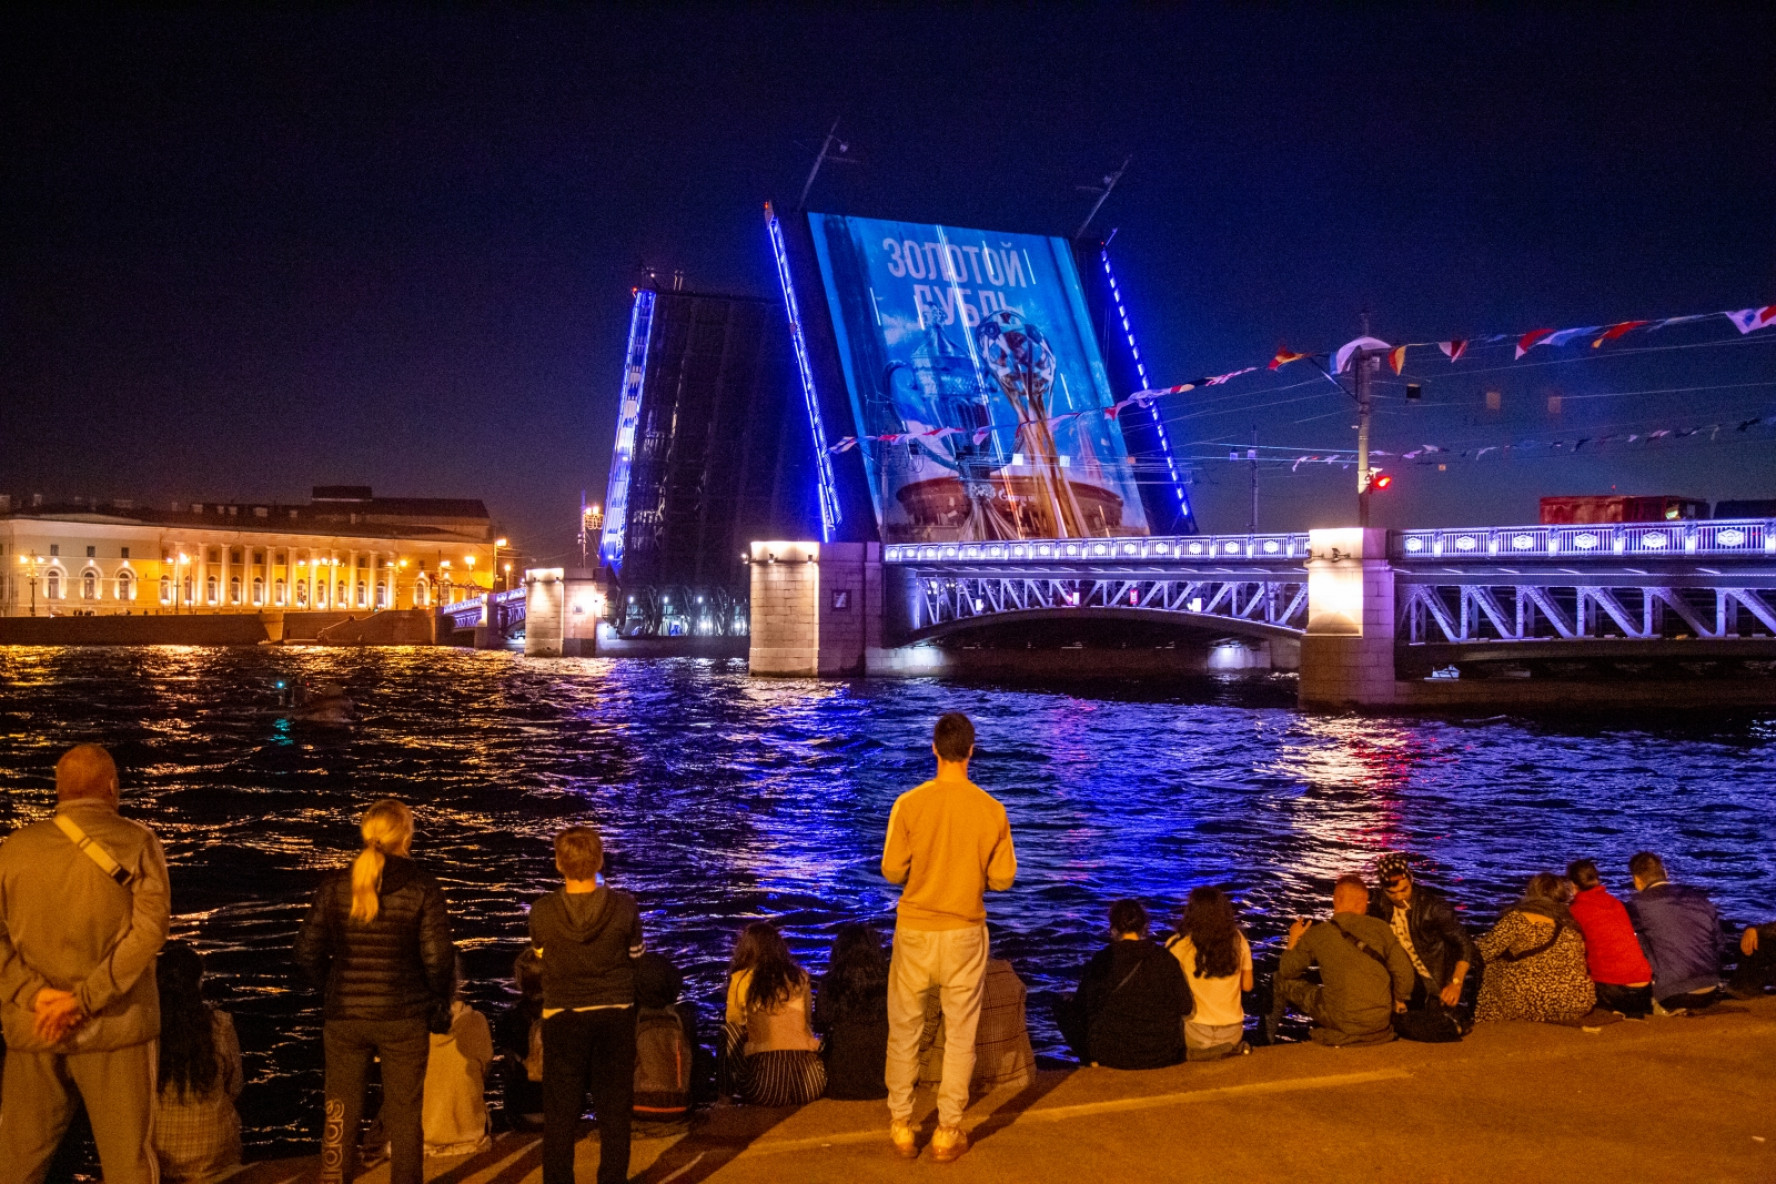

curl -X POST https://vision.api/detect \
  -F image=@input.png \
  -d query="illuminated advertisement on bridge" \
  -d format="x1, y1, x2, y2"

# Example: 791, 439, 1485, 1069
807, 213, 1150, 544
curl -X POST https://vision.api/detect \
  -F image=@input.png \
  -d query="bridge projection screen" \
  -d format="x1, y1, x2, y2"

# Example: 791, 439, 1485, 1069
807, 213, 1151, 545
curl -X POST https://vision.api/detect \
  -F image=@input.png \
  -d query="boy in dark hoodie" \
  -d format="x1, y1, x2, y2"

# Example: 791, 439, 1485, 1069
528, 825, 643, 1184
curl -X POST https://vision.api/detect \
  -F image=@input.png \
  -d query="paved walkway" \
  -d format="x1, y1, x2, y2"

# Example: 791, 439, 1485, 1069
236, 997, 1776, 1183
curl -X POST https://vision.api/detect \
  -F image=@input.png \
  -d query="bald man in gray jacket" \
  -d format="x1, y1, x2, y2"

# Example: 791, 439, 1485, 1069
0, 744, 171, 1184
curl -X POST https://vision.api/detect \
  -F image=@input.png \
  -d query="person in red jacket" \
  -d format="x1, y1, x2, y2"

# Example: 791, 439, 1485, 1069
1566, 859, 1653, 1017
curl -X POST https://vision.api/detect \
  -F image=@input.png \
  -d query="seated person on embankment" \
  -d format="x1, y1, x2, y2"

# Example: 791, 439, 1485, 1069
1058, 899, 1189, 1069
814, 923, 890, 1100
1369, 853, 1479, 1020
1474, 873, 1596, 1025
1166, 885, 1255, 1060
1268, 874, 1416, 1046
918, 958, 1036, 1092
1626, 851, 1723, 1013
723, 921, 825, 1106
1566, 859, 1654, 1018
1729, 921, 1776, 999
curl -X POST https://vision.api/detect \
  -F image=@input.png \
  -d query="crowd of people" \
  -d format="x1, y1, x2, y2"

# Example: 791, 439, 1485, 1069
0, 723, 1773, 1181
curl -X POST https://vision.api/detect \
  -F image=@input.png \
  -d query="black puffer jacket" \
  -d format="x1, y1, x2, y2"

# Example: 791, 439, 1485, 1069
295, 854, 455, 1023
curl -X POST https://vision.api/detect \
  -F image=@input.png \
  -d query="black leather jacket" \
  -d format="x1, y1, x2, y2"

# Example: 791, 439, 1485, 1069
295, 854, 455, 1023
1367, 884, 1481, 990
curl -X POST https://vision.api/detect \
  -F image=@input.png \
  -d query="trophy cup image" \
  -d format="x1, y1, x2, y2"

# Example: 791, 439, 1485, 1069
975, 309, 1101, 539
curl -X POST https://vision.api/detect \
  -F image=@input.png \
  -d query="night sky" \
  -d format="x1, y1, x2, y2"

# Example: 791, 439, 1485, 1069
5, 6, 1774, 555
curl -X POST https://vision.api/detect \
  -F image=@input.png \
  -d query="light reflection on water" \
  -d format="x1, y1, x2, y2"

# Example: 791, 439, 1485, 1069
2, 646, 1774, 1157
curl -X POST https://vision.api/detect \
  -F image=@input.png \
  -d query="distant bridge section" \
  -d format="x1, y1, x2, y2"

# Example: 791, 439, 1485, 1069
883, 533, 1309, 641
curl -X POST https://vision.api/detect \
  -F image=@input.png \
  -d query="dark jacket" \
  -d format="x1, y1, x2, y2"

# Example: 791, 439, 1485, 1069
1626, 881, 1721, 999
527, 886, 643, 1010
294, 854, 455, 1023
1078, 938, 1190, 1069
1368, 884, 1481, 990
813, 974, 889, 1100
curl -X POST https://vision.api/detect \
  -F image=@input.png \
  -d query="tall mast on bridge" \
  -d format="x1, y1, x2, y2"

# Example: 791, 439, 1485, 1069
796, 118, 858, 211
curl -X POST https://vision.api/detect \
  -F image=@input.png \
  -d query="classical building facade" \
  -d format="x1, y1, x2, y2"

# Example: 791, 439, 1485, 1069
0, 487, 499, 617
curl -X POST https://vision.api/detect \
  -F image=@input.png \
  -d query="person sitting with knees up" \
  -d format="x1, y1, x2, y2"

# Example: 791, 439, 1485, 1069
1368, 853, 1479, 1028
1167, 886, 1255, 1060
1059, 899, 1189, 1069
1268, 874, 1416, 1047
1626, 851, 1723, 1014
814, 923, 890, 1101
722, 921, 825, 1107
1566, 859, 1654, 1018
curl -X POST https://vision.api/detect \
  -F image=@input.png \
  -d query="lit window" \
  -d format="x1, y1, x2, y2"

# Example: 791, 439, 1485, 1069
82, 570, 98, 600
160, 576, 172, 604
118, 571, 134, 601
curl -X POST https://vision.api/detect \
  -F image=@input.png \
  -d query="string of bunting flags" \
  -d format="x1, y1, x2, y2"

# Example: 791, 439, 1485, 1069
1279, 412, 1772, 472
823, 364, 1261, 454
822, 300, 1776, 455
1262, 301, 1776, 378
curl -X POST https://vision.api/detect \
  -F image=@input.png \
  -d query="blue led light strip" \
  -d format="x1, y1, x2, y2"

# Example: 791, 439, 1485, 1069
1101, 250, 1191, 520
766, 207, 841, 541
599, 288, 655, 569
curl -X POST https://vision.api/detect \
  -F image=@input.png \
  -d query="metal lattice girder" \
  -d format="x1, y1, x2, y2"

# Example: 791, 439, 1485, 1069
913, 573, 1308, 638
1396, 578, 1776, 644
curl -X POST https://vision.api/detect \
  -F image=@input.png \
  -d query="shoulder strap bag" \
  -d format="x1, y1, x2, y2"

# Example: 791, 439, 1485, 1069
54, 813, 134, 887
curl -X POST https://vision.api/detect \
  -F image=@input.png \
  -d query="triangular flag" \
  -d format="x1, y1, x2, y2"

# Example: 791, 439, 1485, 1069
832, 437, 857, 453
1269, 346, 1310, 371
1725, 306, 1776, 334
1544, 325, 1602, 348
1516, 328, 1555, 359
1438, 340, 1468, 362
1105, 401, 1128, 420
972, 427, 992, 445
1388, 345, 1408, 375
1592, 320, 1648, 348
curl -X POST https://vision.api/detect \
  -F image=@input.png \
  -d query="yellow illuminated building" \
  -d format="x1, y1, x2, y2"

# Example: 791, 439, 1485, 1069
0, 486, 505, 618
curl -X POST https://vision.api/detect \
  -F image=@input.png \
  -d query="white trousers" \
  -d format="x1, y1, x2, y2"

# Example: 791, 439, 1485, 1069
885, 924, 987, 1129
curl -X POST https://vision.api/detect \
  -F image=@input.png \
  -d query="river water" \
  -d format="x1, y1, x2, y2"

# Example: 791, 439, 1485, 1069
2, 646, 1773, 1158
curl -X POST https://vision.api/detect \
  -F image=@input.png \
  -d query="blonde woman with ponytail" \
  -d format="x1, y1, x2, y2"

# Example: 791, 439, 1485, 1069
296, 799, 456, 1184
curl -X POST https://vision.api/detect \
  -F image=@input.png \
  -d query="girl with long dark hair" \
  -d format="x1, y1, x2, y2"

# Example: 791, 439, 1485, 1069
722, 921, 825, 1106
814, 923, 890, 1100
1166, 886, 1255, 1060
295, 799, 456, 1184
152, 942, 244, 1182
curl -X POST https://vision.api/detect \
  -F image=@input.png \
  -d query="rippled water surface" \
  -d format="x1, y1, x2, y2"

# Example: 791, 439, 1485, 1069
3, 646, 1774, 1157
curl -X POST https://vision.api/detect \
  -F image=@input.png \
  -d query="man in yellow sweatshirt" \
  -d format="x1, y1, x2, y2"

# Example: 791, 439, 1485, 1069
881, 712, 1016, 1164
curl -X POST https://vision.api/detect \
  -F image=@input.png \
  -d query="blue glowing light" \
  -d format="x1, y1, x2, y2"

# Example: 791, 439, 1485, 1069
765, 205, 841, 541
1101, 250, 1191, 522
600, 288, 655, 569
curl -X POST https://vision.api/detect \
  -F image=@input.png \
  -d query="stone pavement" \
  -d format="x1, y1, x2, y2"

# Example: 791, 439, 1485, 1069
235, 996, 1776, 1183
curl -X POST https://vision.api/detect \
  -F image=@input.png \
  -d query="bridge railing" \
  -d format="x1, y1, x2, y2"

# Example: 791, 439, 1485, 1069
883, 532, 1312, 565
1393, 518, 1776, 562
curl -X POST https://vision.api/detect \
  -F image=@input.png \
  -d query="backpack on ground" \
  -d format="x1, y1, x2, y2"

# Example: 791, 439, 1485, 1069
633, 1006, 693, 1119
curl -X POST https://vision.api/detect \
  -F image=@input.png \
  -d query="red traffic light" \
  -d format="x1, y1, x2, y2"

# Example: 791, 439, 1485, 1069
1372, 473, 1394, 491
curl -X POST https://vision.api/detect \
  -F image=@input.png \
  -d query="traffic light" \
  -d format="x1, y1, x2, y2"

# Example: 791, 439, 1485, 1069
1372, 472, 1394, 491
